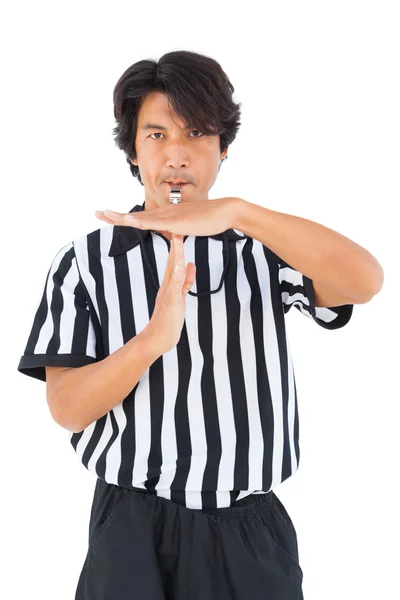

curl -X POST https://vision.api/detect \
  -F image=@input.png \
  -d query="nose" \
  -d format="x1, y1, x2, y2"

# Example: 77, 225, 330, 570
164, 140, 191, 170
166, 157, 189, 170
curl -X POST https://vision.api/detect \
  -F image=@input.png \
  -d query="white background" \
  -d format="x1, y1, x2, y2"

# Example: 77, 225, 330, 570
1, 1, 398, 598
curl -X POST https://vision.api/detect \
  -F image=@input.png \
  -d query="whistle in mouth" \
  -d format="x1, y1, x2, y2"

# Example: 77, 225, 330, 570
169, 184, 182, 204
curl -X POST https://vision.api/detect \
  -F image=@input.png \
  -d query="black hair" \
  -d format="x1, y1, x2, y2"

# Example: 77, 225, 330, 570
112, 50, 242, 185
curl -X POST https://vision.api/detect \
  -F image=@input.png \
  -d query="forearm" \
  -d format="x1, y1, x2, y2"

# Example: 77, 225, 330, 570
234, 198, 384, 301
54, 328, 162, 433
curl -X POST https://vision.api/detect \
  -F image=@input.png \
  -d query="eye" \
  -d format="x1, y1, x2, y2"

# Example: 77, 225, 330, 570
149, 130, 204, 139
189, 130, 204, 138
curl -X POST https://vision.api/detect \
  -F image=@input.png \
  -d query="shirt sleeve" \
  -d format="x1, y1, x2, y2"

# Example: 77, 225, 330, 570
17, 242, 99, 382
278, 257, 354, 330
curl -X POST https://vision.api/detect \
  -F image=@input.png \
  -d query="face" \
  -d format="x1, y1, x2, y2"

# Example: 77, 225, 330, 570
130, 91, 227, 212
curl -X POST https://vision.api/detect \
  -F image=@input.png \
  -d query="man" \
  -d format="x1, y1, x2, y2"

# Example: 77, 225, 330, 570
18, 50, 384, 599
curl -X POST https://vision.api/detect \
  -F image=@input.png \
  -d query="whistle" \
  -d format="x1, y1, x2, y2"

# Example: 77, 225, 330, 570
169, 184, 182, 204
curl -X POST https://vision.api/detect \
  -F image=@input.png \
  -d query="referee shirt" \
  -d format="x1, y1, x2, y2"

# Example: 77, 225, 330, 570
18, 201, 354, 510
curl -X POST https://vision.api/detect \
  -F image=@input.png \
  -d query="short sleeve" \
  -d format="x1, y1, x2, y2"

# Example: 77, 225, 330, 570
17, 242, 98, 382
278, 258, 354, 330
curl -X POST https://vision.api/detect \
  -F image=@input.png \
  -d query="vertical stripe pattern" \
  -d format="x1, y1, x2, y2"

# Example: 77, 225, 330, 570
18, 222, 353, 509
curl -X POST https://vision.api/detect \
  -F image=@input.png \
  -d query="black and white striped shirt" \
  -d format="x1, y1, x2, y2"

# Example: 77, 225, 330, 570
18, 201, 354, 510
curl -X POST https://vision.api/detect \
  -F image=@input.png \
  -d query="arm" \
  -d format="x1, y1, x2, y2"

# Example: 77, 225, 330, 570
233, 199, 384, 304
46, 328, 161, 433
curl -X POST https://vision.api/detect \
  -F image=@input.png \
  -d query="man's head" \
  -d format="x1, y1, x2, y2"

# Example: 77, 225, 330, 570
112, 50, 242, 210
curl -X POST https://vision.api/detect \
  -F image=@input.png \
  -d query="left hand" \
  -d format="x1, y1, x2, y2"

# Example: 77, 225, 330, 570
94, 197, 243, 237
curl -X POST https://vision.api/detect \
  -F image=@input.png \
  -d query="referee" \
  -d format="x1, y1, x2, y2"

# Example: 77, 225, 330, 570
18, 50, 384, 600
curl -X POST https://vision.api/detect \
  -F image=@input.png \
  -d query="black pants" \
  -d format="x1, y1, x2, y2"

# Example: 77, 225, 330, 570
75, 478, 304, 599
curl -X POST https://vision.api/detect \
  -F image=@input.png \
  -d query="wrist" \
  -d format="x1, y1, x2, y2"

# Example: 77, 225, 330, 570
137, 326, 163, 360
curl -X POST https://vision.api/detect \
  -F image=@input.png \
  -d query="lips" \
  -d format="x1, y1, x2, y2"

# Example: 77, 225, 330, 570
166, 182, 189, 189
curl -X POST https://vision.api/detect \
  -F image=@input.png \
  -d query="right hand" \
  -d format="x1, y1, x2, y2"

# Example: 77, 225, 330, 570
145, 233, 196, 354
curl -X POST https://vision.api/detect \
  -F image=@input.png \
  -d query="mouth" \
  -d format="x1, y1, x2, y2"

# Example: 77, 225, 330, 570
165, 182, 190, 188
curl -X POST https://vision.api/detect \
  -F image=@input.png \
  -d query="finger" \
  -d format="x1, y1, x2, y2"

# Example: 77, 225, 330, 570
101, 210, 140, 227
181, 263, 196, 297
166, 234, 184, 287
160, 233, 176, 290
102, 209, 125, 221
94, 211, 115, 224
173, 235, 186, 274
170, 236, 187, 287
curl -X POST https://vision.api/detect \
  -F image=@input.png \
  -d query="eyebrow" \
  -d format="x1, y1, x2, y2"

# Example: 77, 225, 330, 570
140, 122, 190, 131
